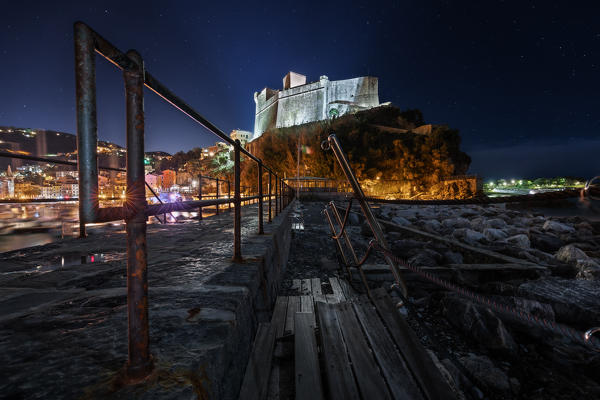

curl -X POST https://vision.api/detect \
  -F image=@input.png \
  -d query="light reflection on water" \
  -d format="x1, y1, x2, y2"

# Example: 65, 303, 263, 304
0, 201, 225, 253
0, 233, 56, 253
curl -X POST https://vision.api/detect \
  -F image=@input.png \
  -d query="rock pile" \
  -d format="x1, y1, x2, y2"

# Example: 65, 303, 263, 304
354, 203, 600, 399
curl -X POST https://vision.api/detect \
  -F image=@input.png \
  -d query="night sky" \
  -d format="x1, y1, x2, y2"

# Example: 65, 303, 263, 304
1, 1, 598, 179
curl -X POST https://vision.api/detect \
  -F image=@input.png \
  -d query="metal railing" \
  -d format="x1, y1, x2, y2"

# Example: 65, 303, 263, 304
321, 134, 408, 297
70, 22, 293, 381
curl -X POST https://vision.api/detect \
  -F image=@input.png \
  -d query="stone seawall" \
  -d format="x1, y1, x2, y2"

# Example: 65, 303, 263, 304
0, 201, 294, 399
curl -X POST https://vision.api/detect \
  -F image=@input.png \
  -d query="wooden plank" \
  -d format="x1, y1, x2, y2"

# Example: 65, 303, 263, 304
300, 295, 316, 327
325, 294, 339, 304
337, 277, 354, 300
353, 297, 424, 400
239, 322, 276, 400
284, 296, 300, 335
311, 278, 322, 295
329, 277, 346, 302
301, 278, 312, 295
370, 288, 455, 400
313, 291, 327, 304
271, 296, 288, 338
334, 302, 391, 400
291, 279, 301, 293
315, 302, 360, 400
295, 312, 324, 400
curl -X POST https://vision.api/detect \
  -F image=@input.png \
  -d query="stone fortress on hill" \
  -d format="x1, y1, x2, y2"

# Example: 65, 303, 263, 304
253, 71, 380, 138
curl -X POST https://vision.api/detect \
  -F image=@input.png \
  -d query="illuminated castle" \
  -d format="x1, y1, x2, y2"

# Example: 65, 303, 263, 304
253, 72, 380, 139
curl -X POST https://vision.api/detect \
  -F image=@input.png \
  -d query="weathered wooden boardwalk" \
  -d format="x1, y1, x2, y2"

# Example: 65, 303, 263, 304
239, 277, 456, 400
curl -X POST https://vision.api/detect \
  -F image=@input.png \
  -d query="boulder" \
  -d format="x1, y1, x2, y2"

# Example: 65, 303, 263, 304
442, 217, 471, 229
469, 217, 485, 232
443, 250, 464, 264
348, 212, 360, 225
483, 228, 508, 242
422, 219, 441, 233
484, 218, 508, 229
459, 354, 512, 394
518, 278, 600, 326
460, 207, 481, 218
555, 244, 589, 265
408, 249, 441, 267
391, 216, 411, 226
442, 294, 518, 355
506, 234, 530, 249
543, 220, 576, 234
453, 228, 485, 243
575, 259, 600, 280
530, 233, 564, 253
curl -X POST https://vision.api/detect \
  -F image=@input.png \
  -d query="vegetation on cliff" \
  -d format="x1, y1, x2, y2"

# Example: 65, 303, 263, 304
243, 105, 473, 198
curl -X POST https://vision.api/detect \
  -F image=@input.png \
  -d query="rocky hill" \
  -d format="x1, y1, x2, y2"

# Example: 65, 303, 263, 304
244, 105, 474, 199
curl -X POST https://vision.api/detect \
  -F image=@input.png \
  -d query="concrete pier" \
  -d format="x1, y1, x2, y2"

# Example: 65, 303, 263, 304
0, 201, 293, 399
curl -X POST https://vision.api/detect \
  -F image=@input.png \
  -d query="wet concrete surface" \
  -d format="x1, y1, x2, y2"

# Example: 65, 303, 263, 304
0, 202, 293, 399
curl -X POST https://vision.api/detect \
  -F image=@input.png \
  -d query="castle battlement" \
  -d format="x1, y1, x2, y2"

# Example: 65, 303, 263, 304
253, 72, 379, 139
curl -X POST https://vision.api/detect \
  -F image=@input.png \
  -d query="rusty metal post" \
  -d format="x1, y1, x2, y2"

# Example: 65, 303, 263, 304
258, 161, 264, 234
215, 178, 220, 215
268, 171, 272, 222
233, 140, 242, 262
274, 174, 279, 216
123, 50, 152, 380
280, 180, 283, 210
74, 22, 99, 237
227, 179, 231, 211
324, 208, 349, 267
198, 176, 203, 218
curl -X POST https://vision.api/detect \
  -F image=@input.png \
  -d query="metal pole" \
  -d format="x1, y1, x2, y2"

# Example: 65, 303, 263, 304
228, 180, 231, 212
198, 175, 202, 220
258, 161, 264, 234
215, 178, 220, 215
324, 209, 348, 267
329, 202, 358, 276
233, 140, 242, 262
123, 50, 152, 380
74, 22, 99, 237
268, 171, 272, 222
274, 174, 279, 216
258, 161, 265, 235
326, 134, 408, 296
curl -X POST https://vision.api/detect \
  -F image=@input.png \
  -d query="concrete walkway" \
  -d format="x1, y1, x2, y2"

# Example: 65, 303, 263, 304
0, 202, 293, 399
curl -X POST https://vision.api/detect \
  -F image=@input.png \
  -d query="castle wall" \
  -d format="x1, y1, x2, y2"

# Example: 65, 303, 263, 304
326, 77, 379, 116
254, 88, 279, 138
253, 74, 379, 139
276, 81, 326, 129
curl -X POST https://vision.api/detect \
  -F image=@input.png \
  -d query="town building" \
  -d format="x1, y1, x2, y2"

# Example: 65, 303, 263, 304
161, 169, 176, 190
145, 173, 162, 190
230, 130, 253, 147
41, 185, 61, 199
253, 72, 380, 138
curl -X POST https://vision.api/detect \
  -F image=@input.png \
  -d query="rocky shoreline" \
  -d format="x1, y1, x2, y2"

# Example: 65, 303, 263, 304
282, 201, 600, 399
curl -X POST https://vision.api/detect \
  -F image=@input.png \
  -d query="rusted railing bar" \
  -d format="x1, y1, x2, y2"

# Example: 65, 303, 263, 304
233, 140, 242, 261
123, 49, 152, 380
258, 161, 264, 234
87, 23, 261, 164
74, 22, 99, 237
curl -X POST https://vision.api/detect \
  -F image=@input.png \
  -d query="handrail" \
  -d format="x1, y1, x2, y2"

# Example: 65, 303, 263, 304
322, 134, 408, 296
71, 21, 295, 380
